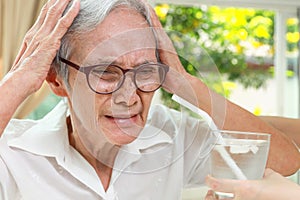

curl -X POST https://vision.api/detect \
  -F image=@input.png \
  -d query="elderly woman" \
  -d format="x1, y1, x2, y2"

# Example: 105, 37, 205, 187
0, 0, 299, 199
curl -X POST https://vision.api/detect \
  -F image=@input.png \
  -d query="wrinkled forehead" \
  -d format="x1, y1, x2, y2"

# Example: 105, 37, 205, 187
84, 28, 157, 65
70, 7, 157, 65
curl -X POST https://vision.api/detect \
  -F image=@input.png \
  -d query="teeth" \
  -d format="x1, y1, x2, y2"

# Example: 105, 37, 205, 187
115, 118, 131, 123
107, 115, 135, 119
115, 115, 134, 120
106, 115, 132, 119
107, 116, 128, 118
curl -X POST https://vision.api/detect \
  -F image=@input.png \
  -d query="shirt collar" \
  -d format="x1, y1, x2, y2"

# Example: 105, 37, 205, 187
123, 124, 173, 154
4, 101, 174, 197
5, 100, 173, 159
6, 100, 69, 159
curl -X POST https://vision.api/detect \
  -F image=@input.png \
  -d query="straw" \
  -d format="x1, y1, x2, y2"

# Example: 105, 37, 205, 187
172, 94, 247, 180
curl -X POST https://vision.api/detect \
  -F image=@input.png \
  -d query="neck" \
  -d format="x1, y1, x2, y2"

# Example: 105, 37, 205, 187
66, 116, 119, 191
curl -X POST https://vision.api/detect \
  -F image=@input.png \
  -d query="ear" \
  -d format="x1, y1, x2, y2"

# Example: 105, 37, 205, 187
46, 66, 68, 97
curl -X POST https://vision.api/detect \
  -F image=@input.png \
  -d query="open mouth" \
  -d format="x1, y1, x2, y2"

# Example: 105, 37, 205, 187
105, 114, 139, 127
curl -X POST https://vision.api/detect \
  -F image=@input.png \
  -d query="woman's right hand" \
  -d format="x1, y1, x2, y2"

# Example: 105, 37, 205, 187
8, 0, 80, 95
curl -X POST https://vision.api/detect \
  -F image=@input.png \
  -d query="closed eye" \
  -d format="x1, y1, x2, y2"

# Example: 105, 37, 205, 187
90, 66, 121, 81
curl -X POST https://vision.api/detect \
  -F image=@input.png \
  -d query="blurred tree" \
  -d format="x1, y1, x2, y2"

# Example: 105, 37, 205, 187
286, 18, 299, 52
155, 4, 299, 110
155, 4, 278, 90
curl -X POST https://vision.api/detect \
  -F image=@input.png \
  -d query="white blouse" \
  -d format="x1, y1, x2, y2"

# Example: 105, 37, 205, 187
0, 101, 216, 200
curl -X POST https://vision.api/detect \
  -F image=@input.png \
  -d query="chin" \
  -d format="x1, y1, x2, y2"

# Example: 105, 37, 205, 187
103, 126, 143, 146
107, 132, 137, 146
99, 115, 145, 145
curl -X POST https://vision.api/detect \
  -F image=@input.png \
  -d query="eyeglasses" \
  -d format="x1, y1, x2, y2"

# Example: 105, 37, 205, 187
59, 57, 169, 94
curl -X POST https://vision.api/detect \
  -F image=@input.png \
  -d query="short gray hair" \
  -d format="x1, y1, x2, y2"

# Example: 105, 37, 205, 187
54, 0, 151, 83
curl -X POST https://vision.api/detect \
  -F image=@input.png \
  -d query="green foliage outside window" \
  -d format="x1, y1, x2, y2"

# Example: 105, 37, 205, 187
155, 4, 299, 109
156, 4, 275, 88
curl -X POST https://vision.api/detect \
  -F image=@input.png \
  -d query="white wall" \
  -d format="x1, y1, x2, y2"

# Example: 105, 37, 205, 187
229, 76, 299, 118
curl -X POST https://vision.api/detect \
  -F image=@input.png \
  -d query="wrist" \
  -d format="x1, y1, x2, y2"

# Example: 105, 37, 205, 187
2, 69, 37, 98
174, 73, 212, 111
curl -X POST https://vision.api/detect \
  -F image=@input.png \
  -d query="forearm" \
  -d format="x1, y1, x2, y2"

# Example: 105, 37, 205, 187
176, 73, 300, 175
261, 116, 300, 148
0, 70, 34, 136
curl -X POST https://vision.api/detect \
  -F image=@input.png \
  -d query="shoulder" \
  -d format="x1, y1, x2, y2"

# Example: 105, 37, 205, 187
2, 100, 69, 141
148, 104, 209, 126
2, 118, 38, 140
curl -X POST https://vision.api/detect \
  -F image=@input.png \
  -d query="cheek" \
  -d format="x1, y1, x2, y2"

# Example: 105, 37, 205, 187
140, 92, 154, 117
68, 72, 96, 107
67, 73, 101, 128
68, 72, 89, 93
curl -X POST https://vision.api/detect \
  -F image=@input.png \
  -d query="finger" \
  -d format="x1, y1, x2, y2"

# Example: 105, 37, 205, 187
38, 1, 79, 59
51, 0, 80, 38
30, 0, 57, 33
17, 0, 79, 66
13, 0, 74, 67
147, 9, 181, 67
205, 175, 243, 193
154, 31, 186, 78
146, 5, 175, 51
148, 5, 177, 55
36, 0, 80, 62
205, 190, 216, 200
148, 4, 163, 28
39, 0, 74, 34
12, 0, 56, 66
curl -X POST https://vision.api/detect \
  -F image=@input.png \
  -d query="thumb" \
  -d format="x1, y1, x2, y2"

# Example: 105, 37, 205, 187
205, 190, 217, 200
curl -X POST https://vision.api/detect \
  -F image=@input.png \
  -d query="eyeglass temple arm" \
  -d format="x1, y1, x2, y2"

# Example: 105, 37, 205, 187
59, 56, 81, 70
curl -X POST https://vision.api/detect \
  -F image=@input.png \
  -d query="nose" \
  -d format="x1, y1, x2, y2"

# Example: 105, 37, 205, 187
112, 73, 139, 106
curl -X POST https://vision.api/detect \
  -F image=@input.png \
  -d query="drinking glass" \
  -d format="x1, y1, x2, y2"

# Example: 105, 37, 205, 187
210, 130, 271, 199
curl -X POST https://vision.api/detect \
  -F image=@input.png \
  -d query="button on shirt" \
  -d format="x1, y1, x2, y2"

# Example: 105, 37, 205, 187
0, 101, 217, 200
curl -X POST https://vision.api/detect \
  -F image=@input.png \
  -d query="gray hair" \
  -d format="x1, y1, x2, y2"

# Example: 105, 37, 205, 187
54, 0, 151, 84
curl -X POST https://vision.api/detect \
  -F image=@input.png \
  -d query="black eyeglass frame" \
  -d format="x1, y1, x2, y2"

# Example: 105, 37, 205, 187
59, 57, 169, 94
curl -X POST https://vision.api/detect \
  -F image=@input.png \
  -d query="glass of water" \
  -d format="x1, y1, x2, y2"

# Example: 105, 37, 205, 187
210, 130, 271, 199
